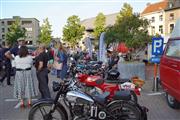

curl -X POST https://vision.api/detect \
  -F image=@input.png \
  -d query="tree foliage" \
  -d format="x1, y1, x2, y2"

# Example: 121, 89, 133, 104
62, 15, 85, 46
93, 12, 106, 39
105, 3, 150, 49
6, 18, 26, 45
116, 3, 133, 23
39, 18, 52, 46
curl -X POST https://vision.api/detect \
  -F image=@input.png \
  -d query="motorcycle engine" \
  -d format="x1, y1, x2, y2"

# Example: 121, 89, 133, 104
72, 103, 90, 118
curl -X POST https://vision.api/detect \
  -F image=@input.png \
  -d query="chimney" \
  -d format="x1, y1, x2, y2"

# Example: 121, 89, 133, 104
146, 2, 151, 6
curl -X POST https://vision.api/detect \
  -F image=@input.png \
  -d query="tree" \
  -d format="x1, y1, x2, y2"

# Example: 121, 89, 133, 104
105, 3, 150, 49
6, 18, 26, 45
39, 18, 52, 46
116, 3, 133, 23
62, 15, 85, 47
93, 12, 106, 39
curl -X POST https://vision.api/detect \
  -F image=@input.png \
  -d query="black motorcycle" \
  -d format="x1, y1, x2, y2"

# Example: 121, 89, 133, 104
28, 79, 147, 120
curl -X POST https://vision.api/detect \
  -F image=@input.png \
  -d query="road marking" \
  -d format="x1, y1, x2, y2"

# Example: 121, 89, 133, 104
5, 98, 38, 102
147, 92, 165, 96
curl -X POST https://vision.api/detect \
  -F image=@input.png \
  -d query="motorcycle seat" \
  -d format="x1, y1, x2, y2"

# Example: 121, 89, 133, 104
113, 90, 131, 101
105, 78, 130, 84
93, 92, 110, 104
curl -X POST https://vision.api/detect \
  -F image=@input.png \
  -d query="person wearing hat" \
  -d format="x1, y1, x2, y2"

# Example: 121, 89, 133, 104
4, 37, 26, 85
5, 37, 26, 60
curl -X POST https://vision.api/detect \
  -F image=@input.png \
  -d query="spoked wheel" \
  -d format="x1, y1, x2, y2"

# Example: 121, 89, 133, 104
108, 101, 141, 120
28, 103, 66, 120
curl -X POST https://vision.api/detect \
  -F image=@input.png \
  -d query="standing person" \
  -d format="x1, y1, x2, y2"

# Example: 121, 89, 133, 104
0, 42, 12, 86
35, 44, 51, 99
13, 46, 37, 108
5, 37, 26, 77
57, 43, 68, 81
107, 48, 119, 70
5, 37, 26, 60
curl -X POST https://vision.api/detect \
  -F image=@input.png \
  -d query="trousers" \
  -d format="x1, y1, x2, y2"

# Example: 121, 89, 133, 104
37, 68, 51, 99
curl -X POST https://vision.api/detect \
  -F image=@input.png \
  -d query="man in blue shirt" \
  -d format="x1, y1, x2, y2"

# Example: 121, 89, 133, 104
5, 37, 26, 60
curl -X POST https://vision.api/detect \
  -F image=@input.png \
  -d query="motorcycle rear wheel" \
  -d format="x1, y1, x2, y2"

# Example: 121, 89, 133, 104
28, 103, 66, 120
108, 101, 141, 120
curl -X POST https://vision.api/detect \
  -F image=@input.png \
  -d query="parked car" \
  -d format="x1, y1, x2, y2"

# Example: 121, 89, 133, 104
160, 19, 180, 109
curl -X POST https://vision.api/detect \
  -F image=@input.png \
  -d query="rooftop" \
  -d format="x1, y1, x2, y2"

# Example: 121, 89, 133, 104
141, 0, 168, 15
80, 13, 118, 30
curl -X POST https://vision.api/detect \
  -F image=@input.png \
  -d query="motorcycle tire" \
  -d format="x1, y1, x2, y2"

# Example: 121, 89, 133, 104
28, 102, 66, 120
108, 101, 141, 120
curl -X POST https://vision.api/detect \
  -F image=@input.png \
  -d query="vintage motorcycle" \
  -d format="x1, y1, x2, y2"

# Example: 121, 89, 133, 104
28, 79, 147, 120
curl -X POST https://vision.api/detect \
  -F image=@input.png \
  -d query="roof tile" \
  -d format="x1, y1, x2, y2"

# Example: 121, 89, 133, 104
141, 0, 168, 15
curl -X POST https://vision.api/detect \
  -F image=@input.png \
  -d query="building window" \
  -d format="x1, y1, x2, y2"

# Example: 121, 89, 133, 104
159, 25, 163, 34
169, 2, 173, 8
151, 17, 155, 23
2, 28, 5, 33
159, 15, 163, 21
169, 13, 174, 20
25, 27, 32, 32
151, 26, 155, 35
7, 21, 15, 25
22, 21, 32, 25
26, 33, 32, 38
170, 24, 174, 33
2, 34, 5, 39
1, 21, 4, 25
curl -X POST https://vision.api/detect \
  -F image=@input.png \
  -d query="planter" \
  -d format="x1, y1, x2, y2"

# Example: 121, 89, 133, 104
118, 62, 145, 80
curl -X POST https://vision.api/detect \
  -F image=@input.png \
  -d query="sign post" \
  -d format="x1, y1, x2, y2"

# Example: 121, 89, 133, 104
151, 37, 164, 92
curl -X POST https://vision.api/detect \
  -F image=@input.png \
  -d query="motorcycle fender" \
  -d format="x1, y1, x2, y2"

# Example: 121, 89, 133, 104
32, 99, 68, 120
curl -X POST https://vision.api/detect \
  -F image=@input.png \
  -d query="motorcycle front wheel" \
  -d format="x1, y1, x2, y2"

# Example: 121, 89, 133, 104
108, 101, 141, 120
28, 103, 66, 120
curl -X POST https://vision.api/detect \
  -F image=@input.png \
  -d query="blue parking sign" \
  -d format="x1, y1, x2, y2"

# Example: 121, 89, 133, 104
152, 37, 164, 55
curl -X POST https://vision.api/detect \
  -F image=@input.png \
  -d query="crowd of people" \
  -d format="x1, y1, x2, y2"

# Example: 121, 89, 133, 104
0, 38, 122, 108
0, 38, 70, 108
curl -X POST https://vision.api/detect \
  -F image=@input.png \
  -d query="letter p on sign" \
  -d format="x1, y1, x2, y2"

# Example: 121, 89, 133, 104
152, 37, 164, 56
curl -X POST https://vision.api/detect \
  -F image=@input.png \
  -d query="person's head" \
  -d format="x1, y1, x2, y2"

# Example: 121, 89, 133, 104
58, 42, 66, 53
17, 37, 26, 46
38, 44, 46, 53
107, 49, 113, 57
19, 46, 28, 58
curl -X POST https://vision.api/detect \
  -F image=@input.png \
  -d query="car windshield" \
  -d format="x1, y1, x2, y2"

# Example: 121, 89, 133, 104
165, 40, 180, 58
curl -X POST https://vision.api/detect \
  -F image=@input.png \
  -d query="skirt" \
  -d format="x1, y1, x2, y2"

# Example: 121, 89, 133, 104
14, 69, 37, 99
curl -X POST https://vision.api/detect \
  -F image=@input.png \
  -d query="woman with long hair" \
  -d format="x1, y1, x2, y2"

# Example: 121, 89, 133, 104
14, 46, 37, 108
56, 43, 68, 81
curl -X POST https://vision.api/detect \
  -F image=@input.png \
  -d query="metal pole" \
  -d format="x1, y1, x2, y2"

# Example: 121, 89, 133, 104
153, 63, 158, 92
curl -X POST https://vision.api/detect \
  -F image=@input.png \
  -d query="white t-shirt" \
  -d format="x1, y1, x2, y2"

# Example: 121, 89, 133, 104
14, 55, 33, 69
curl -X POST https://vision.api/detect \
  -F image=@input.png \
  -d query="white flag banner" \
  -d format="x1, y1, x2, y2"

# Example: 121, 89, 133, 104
99, 32, 107, 63
85, 37, 93, 58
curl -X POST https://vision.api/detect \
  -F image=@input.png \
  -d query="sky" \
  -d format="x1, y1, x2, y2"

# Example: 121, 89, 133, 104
1, 0, 160, 38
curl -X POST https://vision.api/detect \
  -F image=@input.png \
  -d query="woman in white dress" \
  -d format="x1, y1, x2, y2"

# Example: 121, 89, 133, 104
14, 46, 37, 108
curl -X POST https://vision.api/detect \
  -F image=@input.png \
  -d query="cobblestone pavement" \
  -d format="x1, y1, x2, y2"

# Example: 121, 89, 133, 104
0, 65, 180, 120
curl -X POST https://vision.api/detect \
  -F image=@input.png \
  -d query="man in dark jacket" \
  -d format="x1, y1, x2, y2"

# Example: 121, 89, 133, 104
0, 42, 12, 85
35, 44, 51, 99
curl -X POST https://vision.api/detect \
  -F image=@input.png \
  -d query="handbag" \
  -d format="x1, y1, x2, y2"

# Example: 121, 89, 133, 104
53, 61, 63, 70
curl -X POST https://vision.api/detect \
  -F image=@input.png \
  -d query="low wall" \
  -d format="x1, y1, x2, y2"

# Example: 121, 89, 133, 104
118, 62, 145, 80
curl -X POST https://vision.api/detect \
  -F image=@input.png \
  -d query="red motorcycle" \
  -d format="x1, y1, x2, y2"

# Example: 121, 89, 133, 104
76, 71, 144, 102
